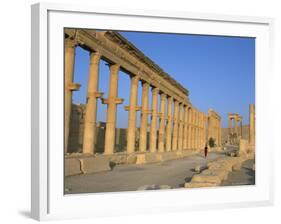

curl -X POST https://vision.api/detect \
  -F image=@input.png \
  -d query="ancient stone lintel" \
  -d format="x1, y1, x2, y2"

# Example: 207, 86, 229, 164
64, 28, 189, 104
68, 82, 81, 91
102, 97, 124, 104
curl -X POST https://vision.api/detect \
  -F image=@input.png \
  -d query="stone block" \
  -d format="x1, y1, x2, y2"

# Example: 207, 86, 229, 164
80, 156, 111, 174
239, 139, 249, 153
161, 151, 178, 161
65, 158, 82, 176
194, 165, 201, 173
136, 154, 146, 164
201, 169, 226, 180
145, 153, 159, 163
232, 162, 242, 171
109, 154, 127, 164
184, 182, 217, 188
191, 174, 222, 185
126, 154, 137, 164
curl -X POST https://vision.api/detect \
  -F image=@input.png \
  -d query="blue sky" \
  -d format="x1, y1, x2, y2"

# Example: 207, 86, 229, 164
72, 31, 255, 128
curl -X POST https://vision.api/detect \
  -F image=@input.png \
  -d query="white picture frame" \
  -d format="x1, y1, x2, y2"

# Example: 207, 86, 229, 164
31, 2, 274, 221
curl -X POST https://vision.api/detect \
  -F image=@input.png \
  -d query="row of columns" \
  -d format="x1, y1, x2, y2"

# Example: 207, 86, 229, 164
64, 38, 208, 155
228, 117, 243, 137
208, 113, 222, 146
187, 109, 207, 150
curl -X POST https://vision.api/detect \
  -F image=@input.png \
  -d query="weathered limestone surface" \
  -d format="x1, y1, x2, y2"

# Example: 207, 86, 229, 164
185, 153, 252, 188
172, 101, 179, 151
64, 38, 80, 153
139, 82, 150, 152
65, 158, 82, 176
103, 64, 123, 155
80, 156, 111, 174
208, 109, 222, 147
150, 88, 159, 152
249, 104, 255, 146
158, 93, 167, 152
64, 29, 230, 178
82, 52, 102, 154
126, 76, 140, 154
165, 97, 173, 152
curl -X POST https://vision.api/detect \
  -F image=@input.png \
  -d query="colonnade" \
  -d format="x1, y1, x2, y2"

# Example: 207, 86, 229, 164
187, 109, 207, 149
208, 109, 222, 146
64, 29, 215, 155
227, 113, 242, 145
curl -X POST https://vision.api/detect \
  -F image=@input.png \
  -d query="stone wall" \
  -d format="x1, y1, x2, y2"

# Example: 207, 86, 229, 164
221, 125, 249, 145
68, 104, 146, 154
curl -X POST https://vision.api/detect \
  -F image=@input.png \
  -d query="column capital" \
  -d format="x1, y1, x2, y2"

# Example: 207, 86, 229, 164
102, 97, 124, 104
87, 91, 104, 98
64, 38, 77, 48
152, 87, 159, 93
124, 105, 141, 111
109, 63, 120, 71
89, 51, 101, 64
67, 82, 81, 91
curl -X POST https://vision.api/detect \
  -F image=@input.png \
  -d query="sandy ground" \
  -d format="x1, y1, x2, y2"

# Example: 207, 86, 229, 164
65, 151, 227, 194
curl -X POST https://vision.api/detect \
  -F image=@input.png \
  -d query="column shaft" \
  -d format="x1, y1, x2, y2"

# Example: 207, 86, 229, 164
64, 39, 79, 153
178, 104, 184, 150
82, 52, 101, 154
249, 104, 255, 145
183, 106, 189, 149
158, 93, 167, 152
139, 82, 149, 152
172, 101, 179, 151
149, 88, 159, 152
126, 76, 139, 154
104, 64, 121, 155
187, 108, 192, 149
165, 97, 173, 151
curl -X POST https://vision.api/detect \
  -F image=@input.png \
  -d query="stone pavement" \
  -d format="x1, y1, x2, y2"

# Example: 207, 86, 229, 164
65, 151, 227, 194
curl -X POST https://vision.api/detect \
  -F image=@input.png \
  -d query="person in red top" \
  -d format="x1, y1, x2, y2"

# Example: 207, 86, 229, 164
204, 144, 208, 158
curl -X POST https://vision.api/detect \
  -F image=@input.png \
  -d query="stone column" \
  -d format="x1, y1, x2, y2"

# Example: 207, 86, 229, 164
187, 108, 192, 149
139, 82, 150, 152
82, 52, 103, 154
234, 118, 237, 136
103, 64, 124, 155
191, 127, 195, 149
194, 111, 197, 149
228, 117, 232, 134
178, 103, 184, 150
240, 121, 243, 137
64, 38, 80, 153
172, 100, 179, 151
183, 106, 189, 149
125, 76, 141, 154
218, 120, 221, 146
158, 93, 167, 152
165, 96, 173, 151
199, 113, 202, 148
149, 87, 159, 152
249, 104, 255, 145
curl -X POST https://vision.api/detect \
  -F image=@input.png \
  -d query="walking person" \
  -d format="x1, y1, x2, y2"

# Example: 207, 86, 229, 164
204, 144, 208, 158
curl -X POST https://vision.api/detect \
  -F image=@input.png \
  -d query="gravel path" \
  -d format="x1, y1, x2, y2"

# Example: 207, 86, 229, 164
65, 151, 227, 194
